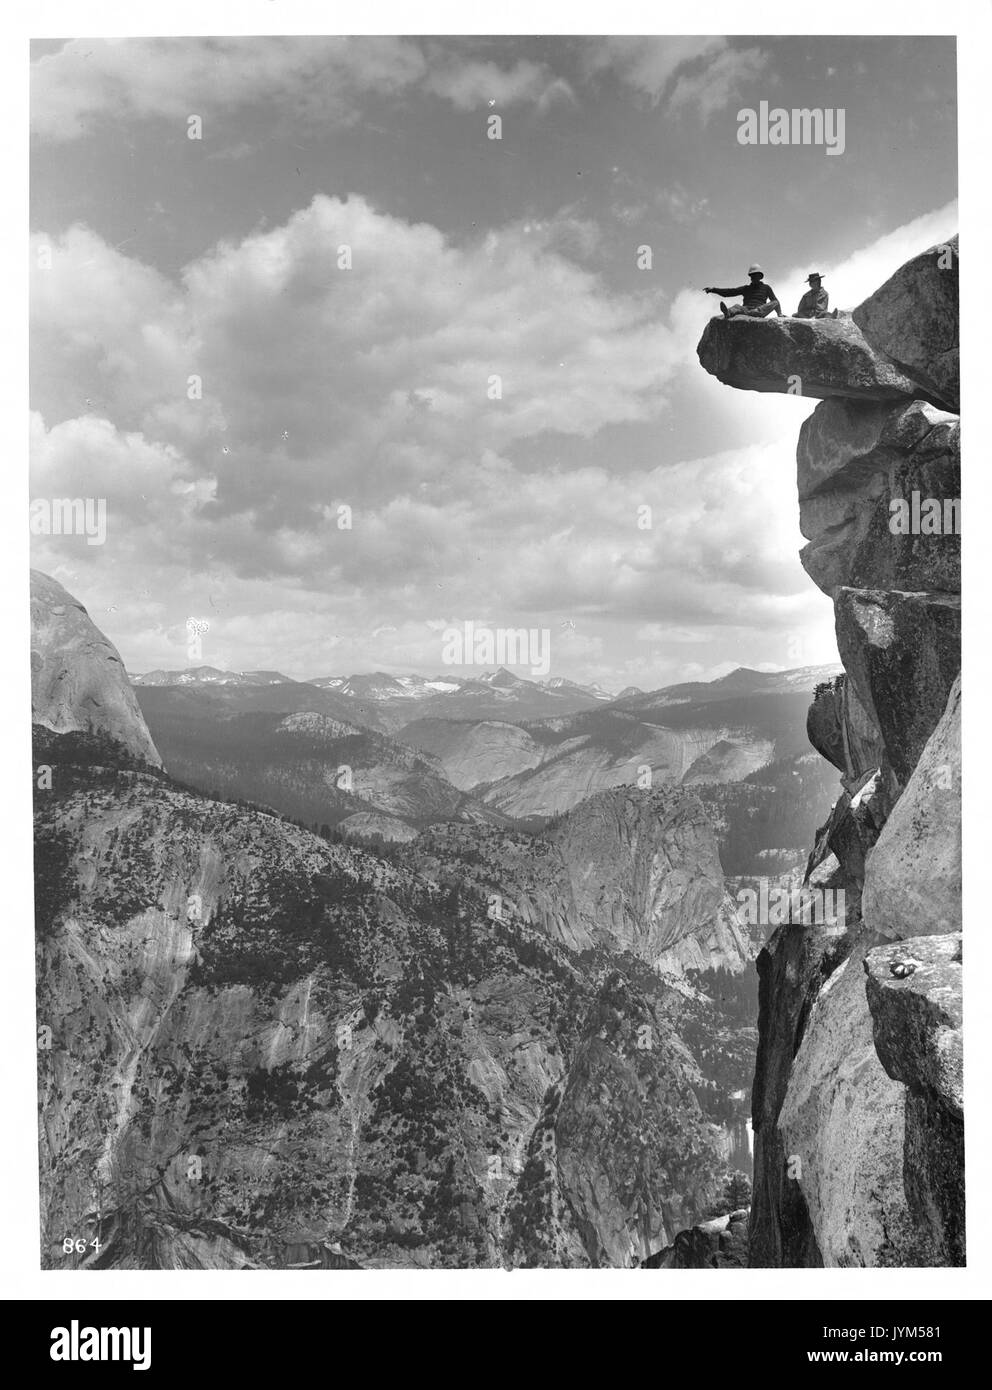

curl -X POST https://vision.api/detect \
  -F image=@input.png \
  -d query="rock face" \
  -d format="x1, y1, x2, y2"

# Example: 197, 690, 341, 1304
865, 936, 963, 1119
750, 912, 849, 1267
834, 588, 960, 785
547, 788, 748, 974
338, 812, 420, 843
411, 786, 749, 979
861, 677, 961, 942
806, 674, 884, 792
853, 236, 959, 412
865, 935, 964, 1266
696, 314, 933, 403
797, 399, 959, 597
36, 746, 732, 1270
696, 236, 963, 1267
404, 713, 775, 820
398, 719, 549, 792
776, 938, 922, 1266
31, 569, 161, 768
644, 1208, 749, 1268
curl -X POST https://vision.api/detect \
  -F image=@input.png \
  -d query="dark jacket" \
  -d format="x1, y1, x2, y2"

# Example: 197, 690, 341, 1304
712, 280, 779, 308
796, 287, 830, 318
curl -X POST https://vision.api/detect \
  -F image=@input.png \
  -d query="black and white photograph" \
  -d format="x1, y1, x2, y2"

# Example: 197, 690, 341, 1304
4, 0, 990, 1336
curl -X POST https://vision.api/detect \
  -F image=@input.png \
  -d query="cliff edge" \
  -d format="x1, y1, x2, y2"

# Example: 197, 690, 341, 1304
697, 235, 962, 1266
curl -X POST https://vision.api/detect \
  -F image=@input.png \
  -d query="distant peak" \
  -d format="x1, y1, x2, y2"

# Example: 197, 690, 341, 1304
480, 667, 527, 687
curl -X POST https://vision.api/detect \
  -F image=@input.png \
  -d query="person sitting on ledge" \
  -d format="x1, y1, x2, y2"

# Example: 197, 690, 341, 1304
703, 264, 783, 318
795, 272, 830, 318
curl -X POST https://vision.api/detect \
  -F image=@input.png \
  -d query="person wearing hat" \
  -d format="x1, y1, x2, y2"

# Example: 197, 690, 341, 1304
796, 273, 829, 318
703, 264, 783, 318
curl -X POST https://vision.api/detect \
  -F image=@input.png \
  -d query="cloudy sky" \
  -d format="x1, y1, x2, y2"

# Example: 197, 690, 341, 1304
29, 34, 958, 689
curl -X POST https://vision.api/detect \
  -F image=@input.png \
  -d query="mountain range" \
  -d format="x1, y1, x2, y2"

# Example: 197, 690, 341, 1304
134, 661, 841, 855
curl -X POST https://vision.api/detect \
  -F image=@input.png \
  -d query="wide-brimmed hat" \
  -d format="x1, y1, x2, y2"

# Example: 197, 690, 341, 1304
747, 263, 764, 275
805, 272, 824, 282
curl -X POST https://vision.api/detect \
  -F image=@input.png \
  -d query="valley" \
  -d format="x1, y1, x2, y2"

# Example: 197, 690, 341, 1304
32, 572, 835, 1268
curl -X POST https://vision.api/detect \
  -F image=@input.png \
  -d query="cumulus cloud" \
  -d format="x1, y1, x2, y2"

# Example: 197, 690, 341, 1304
424, 59, 574, 111
30, 37, 428, 140
657, 183, 711, 224
30, 195, 683, 670
585, 37, 726, 103
31, 38, 575, 140
32, 195, 679, 533
30, 192, 954, 686
586, 36, 769, 119
667, 46, 770, 122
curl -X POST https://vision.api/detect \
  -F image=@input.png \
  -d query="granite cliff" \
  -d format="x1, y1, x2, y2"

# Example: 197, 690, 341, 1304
698, 234, 962, 1266
31, 570, 162, 769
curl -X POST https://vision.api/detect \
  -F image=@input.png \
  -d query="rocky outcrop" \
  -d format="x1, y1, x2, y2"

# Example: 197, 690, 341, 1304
480, 723, 773, 819
399, 719, 550, 792
806, 674, 885, 792
643, 1208, 749, 1268
31, 569, 161, 767
862, 677, 961, 942
853, 236, 959, 412
696, 314, 934, 403
750, 908, 850, 1267
804, 770, 888, 894
537, 787, 748, 975
797, 399, 959, 598
552, 976, 722, 1265
865, 935, 963, 1119
338, 812, 420, 843
834, 588, 959, 786
776, 938, 921, 1266
865, 934, 964, 1265
699, 235, 963, 1267
681, 737, 772, 785
411, 785, 750, 978
847, 417, 959, 596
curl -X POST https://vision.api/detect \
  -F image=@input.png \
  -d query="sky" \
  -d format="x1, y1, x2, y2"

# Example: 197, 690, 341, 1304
28, 34, 959, 690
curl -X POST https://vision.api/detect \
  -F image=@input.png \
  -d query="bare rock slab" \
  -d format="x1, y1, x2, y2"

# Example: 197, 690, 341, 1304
862, 676, 961, 942
776, 938, 920, 1266
31, 568, 162, 767
834, 588, 960, 786
696, 315, 930, 404
864, 933, 964, 1265
797, 399, 959, 597
853, 236, 959, 413
865, 933, 962, 1115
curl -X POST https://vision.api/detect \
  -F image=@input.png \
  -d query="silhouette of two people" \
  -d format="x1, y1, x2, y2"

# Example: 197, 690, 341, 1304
704, 268, 831, 319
